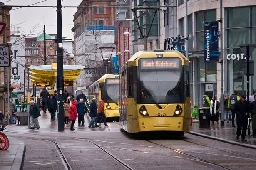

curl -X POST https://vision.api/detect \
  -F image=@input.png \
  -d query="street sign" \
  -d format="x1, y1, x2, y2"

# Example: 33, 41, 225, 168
0, 23, 6, 35
0, 46, 10, 67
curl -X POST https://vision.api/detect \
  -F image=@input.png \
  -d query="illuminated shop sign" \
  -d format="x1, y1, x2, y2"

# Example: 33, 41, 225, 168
227, 53, 246, 61
140, 58, 180, 70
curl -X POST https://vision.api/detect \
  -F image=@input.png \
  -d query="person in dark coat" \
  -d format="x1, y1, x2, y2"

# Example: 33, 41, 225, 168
210, 96, 220, 125
76, 91, 87, 102
234, 94, 250, 141
77, 99, 87, 126
0, 111, 4, 125
88, 98, 97, 128
29, 100, 41, 129
40, 87, 49, 113
48, 95, 57, 121
64, 90, 69, 103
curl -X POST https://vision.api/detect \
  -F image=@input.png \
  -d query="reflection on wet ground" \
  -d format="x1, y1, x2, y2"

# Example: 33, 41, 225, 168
191, 121, 256, 145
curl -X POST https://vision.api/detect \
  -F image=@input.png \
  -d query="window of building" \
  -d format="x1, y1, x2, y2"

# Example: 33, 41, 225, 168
178, 0, 184, 6
93, 6, 97, 14
178, 17, 184, 36
195, 10, 216, 51
93, 19, 97, 26
98, 20, 104, 26
99, 6, 104, 14
188, 14, 193, 51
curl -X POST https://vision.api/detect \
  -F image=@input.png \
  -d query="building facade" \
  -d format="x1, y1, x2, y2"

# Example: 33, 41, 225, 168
72, 0, 116, 89
0, 2, 12, 115
176, 0, 256, 107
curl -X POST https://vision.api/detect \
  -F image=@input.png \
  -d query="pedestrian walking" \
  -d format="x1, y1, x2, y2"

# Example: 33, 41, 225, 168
230, 90, 240, 127
69, 98, 77, 131
40, 87, 49, 113
234, 94, 250, 141
29, 100, 41, 129
64, 99, 70, 126
210, 96, 220, 125
88, 98, 97, 128
250, 94, 256, 137
224, 94, 231, 122
48, 94, 57, 121
76, 90, 87, 102
96, 97, 108, 127
77, 98, 87, 126
0, 111, 4, 125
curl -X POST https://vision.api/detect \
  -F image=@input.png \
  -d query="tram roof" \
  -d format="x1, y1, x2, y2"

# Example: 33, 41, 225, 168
128, 50, 188, 63
97, 74, 119, 84
29, 64, 84, 87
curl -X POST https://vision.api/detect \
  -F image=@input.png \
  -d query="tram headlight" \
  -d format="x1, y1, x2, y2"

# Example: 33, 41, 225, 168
174, 105, 182, 116
106, 105, 111, 109
139, 105, 149, 116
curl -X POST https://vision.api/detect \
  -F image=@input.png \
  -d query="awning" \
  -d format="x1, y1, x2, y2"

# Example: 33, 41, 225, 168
29, 63, 84, 87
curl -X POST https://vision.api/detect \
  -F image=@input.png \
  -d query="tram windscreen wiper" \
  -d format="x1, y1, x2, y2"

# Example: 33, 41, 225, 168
143, 89, 162, 109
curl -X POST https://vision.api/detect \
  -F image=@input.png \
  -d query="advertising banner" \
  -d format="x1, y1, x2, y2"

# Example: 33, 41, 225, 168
164, 37, 186, 56
204, 21, 219, 62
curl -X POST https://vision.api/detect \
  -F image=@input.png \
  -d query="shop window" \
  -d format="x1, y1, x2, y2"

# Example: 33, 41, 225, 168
205, 62, 217, 82
252, 28, 256, 44
227, 28, 249, 48
252, 7, 256, 26
196, 32, 204, 51
226, 7, 250, 28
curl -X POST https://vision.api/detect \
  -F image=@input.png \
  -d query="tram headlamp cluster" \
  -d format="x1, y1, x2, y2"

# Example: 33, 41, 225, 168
139, 105, 149, 116
106, 105, 111, 109
174, 105, 182, 116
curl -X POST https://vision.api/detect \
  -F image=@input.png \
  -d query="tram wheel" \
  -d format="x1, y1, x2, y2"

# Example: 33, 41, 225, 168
0, 132, 9, 150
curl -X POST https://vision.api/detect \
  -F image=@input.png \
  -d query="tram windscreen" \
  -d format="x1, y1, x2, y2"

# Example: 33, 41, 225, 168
139, 58, 183, 104
104, 78, 119, 103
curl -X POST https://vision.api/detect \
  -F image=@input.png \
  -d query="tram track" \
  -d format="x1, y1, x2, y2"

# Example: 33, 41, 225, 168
146, 140, 232, 170
183, 137, 256, 162
88, 140, 134, 170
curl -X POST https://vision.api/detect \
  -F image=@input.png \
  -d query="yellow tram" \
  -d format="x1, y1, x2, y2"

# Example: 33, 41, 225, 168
89, 74, 120, 120
120, 50, 191, 135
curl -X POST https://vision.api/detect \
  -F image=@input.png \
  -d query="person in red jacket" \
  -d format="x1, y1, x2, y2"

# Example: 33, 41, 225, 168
69, 99, 78, 131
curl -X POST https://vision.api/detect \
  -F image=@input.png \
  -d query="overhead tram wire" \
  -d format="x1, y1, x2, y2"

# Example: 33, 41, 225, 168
0, 5, 176, 9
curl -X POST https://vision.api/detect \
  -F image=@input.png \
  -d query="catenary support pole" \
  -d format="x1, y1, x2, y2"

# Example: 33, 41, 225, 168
246, 46, 250, 103
44, 25, 46, 65
185, 0, 189, 58
57, 0, 64, 132
220, 0, 225, 126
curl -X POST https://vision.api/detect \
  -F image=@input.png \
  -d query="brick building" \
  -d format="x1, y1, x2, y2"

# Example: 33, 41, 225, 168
0, 2, 12, 115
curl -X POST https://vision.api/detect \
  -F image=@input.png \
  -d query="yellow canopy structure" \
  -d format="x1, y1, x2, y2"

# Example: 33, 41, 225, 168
29, 63, 84, 87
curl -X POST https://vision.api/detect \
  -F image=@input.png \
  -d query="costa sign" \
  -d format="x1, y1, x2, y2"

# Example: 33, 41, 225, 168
227, 53, 246, 61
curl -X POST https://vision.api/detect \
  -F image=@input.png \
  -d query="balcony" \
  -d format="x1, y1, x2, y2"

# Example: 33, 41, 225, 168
87, 25, 115, 31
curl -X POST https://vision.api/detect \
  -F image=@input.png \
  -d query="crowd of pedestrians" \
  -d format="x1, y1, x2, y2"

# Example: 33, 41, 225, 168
29, 88, 108, 131
203, 90, 256, 141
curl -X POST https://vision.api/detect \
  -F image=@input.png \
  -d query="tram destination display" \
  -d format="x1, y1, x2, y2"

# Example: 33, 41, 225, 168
106, 79, 119, 84
139, 58, 180, 70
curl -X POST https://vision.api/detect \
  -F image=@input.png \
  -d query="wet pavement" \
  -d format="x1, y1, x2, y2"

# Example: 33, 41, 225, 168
0, 113, 256, 170
191, 120, 256, 146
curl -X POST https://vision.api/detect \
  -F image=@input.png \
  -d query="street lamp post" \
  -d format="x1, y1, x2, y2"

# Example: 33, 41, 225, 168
57, 0, 64, 132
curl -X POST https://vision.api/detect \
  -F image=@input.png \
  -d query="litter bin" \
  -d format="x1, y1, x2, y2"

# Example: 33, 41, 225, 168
199, 108, 210, 128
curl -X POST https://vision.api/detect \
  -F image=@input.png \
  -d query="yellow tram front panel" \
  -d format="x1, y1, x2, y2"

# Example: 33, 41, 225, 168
126, 99, 190, 133
104, 103, 120, 118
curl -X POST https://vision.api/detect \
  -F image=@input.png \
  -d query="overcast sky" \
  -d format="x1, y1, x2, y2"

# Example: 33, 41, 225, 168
3, 0, 82, 39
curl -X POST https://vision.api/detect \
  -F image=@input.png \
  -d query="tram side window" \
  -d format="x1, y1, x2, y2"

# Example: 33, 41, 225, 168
128, 68, 133, 97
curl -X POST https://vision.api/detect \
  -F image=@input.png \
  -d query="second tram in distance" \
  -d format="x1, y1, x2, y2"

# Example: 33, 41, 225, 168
119, 50, 191, 136
89, 74, 120, 120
